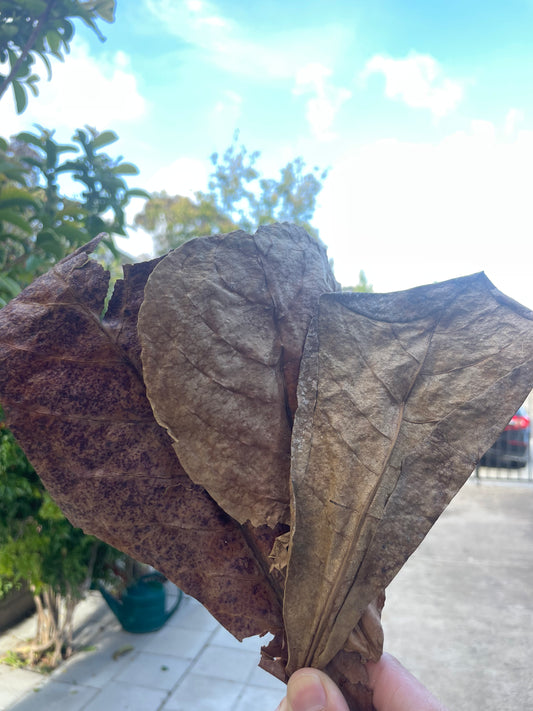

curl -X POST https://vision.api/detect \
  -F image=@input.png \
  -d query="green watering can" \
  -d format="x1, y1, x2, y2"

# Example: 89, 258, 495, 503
100, 573, 182, 633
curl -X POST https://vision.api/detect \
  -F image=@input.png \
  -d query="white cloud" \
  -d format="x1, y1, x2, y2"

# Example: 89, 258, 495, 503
293, 63, 351, 140
315, 118, 533, 309
114, 222, 154, 259
145, 156, 209, 197
0, 39, 147, 137
362, 52, 463, 117
145, 0, 350, 80
504, 108, 525, 136
143, 0, 355, 142
143, 0, 352, 134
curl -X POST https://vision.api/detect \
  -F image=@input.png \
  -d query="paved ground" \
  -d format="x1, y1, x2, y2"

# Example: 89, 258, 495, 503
0, 478, 532, 711
382, 478, 533, 710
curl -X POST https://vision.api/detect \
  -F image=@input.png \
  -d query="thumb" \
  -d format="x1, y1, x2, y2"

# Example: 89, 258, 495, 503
278, 669, 350, 711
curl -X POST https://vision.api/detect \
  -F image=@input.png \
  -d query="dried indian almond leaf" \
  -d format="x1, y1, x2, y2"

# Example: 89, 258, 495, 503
0, 242, 283, 640
138, 222, 338, 528
284, 273, 533, 673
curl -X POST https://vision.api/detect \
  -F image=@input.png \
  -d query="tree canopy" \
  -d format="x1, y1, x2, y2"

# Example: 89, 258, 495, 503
0, 0, 147, 670
135, 133, 328, 256
0, 0, 115, 113
0, 126, 148, 305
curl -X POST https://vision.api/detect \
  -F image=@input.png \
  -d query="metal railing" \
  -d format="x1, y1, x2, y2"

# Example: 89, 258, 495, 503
474, 398, 533, 483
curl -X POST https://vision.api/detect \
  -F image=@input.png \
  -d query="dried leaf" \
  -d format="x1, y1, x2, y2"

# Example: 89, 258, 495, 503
284, 274, 533, 672
138, 223, 338, 527
0, 243, 282, 640
112, 645, 134, 660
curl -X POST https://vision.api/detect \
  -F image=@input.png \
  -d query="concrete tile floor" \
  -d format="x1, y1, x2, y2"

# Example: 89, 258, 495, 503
0, 589, 285, 711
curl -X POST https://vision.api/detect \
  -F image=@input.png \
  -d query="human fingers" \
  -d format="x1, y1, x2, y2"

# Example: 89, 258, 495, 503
367, 653, 449, 711
276, 668, 350, 711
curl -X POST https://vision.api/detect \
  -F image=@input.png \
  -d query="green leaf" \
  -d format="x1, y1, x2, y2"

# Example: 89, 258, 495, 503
0, 163, 28, 184
16, 131, 43, 147
126, 188, 151, 200
111, 162, 138, 176
36, 231, 65, 260
86, 215, 106, 237
7, 48, 18, 71
55, 143, 77, 155
0, 276, 21, 299
26, 74, 40, 97
0, 185, 37, 201
0, 185, 40, 209
82, 0, 116, 24
95, 0, 116, 22
59, 20, 74, 44
0, 25, 18, 43
0, 137, 8, 151
0, 209, 33, 233
35, 51, 52, 81
91, 130, 118, 150
20, 0, 48, 13
12, 81, 28, 115
20, 156, 42, 171
55, 223, 87, 244
46, 30, 62, 57
58, 201, 87, 218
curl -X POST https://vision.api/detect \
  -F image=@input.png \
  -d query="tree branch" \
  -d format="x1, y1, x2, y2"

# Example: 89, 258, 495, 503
0, 0, 57, 104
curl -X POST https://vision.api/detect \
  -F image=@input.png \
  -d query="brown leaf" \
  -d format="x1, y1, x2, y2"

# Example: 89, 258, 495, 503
284, 273, 533, 672
104, 256, 164, 371
0, 243, 283, 640
138, 223, 338, 528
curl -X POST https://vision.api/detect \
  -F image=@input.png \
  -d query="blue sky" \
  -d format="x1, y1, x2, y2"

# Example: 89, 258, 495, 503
2, 0, 533, 306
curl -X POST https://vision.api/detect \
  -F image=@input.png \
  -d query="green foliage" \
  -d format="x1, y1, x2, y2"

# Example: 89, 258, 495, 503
0, 418, 108, 598
0, 0, 147, 653
0, 0, 116, 113
0, 577, 23, 599
135, 132, 327, 256
134, 192, 236, 255
207, 135, 327, 235
0, 125, 148, 305
342, 270, 373, 293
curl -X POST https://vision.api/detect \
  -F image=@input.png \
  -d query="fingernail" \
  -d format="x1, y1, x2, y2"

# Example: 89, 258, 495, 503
288, 672, 327, 711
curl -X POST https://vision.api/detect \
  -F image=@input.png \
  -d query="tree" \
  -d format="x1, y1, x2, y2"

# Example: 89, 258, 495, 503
0, 0, 149, 669
0, 0, 115, 113
342, 269, 373, 293
0, 123, 147, 663
134, 192, 235, 256
135, 132, 328, 256
0, 418, 112, 667
0, 126, 148, 305
0, 125, 147, 663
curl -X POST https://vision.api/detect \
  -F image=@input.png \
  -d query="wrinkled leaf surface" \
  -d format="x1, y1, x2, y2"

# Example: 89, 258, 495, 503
0, 240, 283, 639
139, 223, 338, 527
284, 274, 533, 672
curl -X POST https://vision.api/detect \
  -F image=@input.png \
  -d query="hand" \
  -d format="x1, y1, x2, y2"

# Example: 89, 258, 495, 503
276, 654, 448, 711
276, 668, 349, 711
367, 653, 449, 711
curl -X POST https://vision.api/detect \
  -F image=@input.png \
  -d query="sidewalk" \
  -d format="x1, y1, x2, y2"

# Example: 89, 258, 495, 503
0, 587, 285, 711
1, 479, 532, 711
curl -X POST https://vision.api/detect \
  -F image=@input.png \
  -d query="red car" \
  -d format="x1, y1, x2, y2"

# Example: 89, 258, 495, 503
479, 407, 530, 468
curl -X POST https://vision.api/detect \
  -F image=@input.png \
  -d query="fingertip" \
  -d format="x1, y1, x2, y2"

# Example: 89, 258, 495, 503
286, 668, 349, 711
366, 653, 448, 711
287, 670, 327, 711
